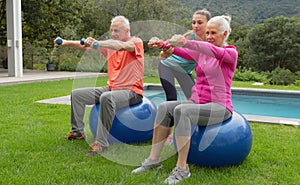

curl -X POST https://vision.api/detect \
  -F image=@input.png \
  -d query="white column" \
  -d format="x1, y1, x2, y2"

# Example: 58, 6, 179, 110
6, 0, 23, 77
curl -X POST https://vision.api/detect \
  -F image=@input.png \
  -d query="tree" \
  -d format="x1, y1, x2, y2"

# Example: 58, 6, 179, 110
20, 0, 191, 50
230, 23, 251, 69
0, 0, 6, 45
22, 0, 88, 49
243, 16, 300, 72
79, 0, 191, 38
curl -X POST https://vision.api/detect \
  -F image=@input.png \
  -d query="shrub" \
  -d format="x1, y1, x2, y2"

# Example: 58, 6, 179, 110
33, 63, 46, 70
295, 71, 300, 80
76, 52, 107, 72
270, 67, 296, 85
233, 67, 269, 83
57, 53, 79, 72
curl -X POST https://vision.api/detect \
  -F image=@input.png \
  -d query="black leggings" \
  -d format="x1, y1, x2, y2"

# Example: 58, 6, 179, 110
158, 62, 195, 101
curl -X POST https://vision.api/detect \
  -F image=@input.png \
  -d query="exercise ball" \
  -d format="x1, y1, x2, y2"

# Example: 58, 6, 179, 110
89, 96, 157, 144
175, 111, 252, 168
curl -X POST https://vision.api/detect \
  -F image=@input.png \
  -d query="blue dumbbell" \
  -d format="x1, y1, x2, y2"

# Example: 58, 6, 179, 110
80, 38, 86, 45
56, 38, 63, 45
92, 42, 99, 49
80, 38, 99, 49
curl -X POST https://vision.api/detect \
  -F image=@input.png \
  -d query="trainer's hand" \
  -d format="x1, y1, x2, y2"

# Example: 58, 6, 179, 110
168, 34, 187, 47
148, 37, 164, 48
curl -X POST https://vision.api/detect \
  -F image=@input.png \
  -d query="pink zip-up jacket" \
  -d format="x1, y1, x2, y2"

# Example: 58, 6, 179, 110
173, 40, 238, 112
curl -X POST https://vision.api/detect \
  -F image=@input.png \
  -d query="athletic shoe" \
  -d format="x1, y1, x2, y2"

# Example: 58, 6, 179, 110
65, 131, 85, 140
131, 158, 162, 174
164, 165, 191, 184
85, 142, 107, 156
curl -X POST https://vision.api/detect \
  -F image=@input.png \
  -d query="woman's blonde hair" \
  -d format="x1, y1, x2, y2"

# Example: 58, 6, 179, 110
193, 8, 212, 21
184, 8, 212, 40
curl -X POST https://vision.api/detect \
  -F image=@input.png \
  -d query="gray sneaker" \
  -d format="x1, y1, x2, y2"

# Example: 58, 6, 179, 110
131, 158, 162, 174
164, 165, 191, 184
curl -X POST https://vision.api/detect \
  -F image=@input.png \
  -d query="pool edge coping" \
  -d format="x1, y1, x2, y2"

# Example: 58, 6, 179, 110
243, 114, 300, 127
145, 83, 300, 94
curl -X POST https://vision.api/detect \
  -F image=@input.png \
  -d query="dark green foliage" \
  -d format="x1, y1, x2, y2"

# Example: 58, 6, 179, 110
21, 0, 88, 49
233, 67, 270, 84
0, 0, 6, 45
269, 67, 296, 85
242, 16, 300, 73
179, 0, 300, 25
1, 0, 300, 85
233, 67, 298, 86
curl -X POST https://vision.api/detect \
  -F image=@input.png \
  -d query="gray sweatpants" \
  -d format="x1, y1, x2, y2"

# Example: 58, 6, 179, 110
155, 100, 232, 136
70, 86, 142, 147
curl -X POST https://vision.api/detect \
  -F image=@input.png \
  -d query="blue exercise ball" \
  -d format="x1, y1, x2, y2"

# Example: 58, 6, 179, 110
175, 111, 252, 168
89, 96, 157, 144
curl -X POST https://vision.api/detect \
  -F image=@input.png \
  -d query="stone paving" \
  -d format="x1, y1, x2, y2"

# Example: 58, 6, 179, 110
0, 69, 106, 86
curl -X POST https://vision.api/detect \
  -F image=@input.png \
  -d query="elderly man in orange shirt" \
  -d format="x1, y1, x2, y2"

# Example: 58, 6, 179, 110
54, 15, 144, 156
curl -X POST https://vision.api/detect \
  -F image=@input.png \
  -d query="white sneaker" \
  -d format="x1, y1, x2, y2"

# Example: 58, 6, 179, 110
164, 165, 191, 184
131, 158, 162, 174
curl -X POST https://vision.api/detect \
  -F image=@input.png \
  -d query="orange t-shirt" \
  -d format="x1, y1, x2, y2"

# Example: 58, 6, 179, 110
102, 37, 144, 96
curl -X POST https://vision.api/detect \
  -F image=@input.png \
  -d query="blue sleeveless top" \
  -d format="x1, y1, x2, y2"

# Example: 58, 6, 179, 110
160, 32, 196, 74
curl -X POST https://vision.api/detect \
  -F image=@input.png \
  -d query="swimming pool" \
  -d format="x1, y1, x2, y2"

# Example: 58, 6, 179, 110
144, 85, 300, 120
37, 84, 300, 125
232, 94, 300, 119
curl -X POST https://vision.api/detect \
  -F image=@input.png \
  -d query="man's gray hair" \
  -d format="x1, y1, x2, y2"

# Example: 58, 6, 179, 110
111, 15, 130, 30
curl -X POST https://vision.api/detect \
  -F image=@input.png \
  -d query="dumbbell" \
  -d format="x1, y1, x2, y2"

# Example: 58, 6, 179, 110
55, 37, 63, 45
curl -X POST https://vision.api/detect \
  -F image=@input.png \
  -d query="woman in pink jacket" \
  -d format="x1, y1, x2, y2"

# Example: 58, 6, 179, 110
132, 15, 238, 184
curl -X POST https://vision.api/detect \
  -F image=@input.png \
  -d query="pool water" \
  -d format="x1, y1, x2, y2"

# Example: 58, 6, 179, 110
232, 94, 300, 119
144, 90, 300, 119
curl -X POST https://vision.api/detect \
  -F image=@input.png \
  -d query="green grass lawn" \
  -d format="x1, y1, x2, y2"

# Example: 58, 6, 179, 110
0, 77, 299, 184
